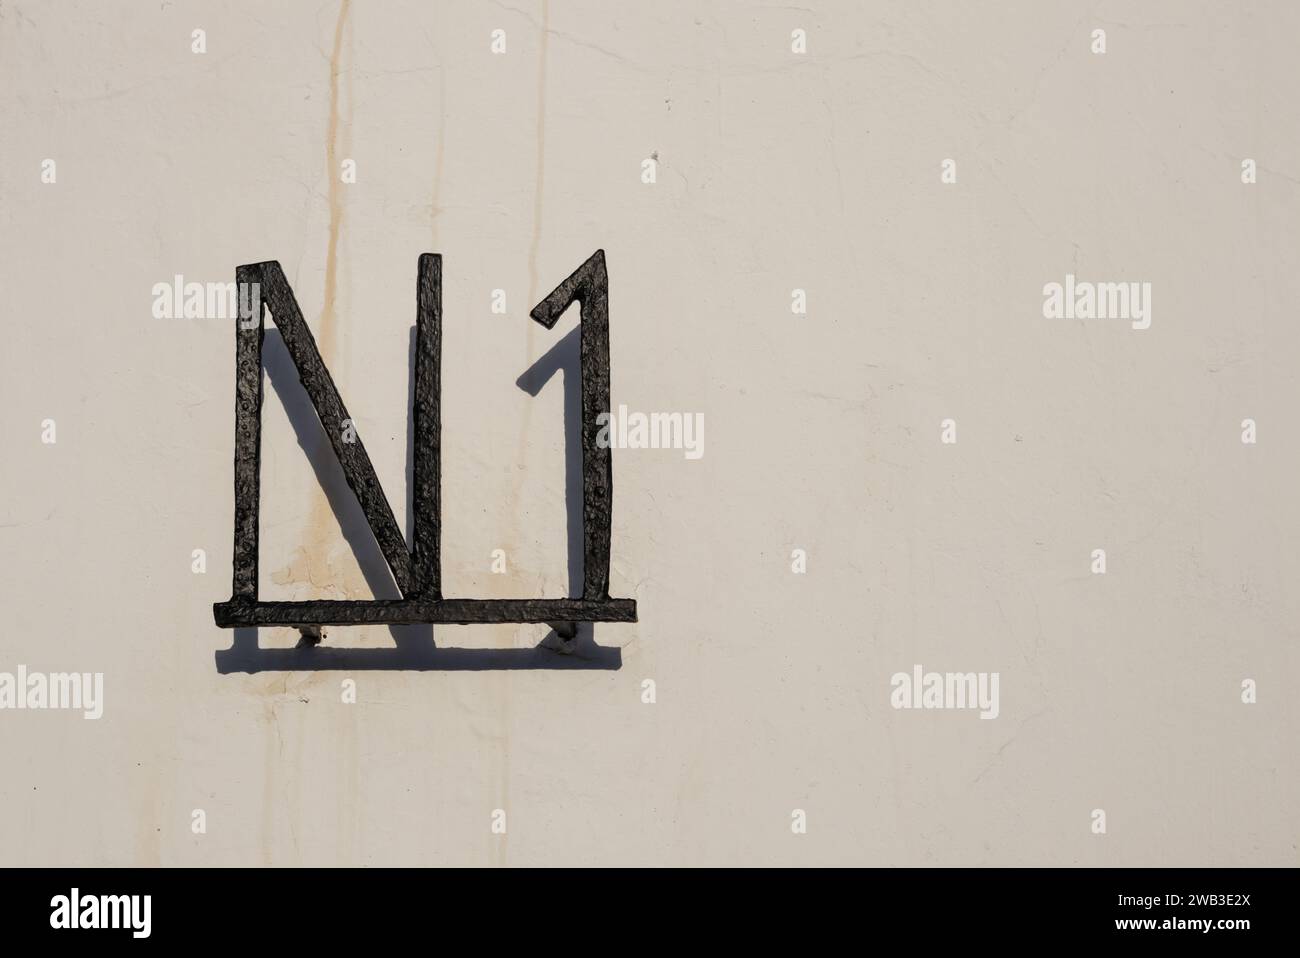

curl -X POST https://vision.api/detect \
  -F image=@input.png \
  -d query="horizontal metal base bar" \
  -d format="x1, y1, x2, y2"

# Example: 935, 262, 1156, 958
214, 598, 637, 628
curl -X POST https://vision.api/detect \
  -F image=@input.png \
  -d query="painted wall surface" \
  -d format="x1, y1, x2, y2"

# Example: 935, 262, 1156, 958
0, 0, 1296, 866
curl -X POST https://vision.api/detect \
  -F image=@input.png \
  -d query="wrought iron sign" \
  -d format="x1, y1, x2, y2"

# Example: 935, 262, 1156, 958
212, 250, 637, 637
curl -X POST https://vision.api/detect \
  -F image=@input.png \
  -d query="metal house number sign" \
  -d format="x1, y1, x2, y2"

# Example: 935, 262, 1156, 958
213, 250, 637, 639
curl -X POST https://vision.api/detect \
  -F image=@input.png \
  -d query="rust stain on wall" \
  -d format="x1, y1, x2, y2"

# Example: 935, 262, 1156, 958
319, 0, 351, 364
273, 0, 362, 603
500, 0, 552, 602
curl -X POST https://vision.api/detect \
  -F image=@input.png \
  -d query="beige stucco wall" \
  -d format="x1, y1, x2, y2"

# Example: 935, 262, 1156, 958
0, 0, 1296, 866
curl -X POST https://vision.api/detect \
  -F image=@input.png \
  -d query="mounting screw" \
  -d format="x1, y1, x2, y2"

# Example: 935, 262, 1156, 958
296, 625, 324, 648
